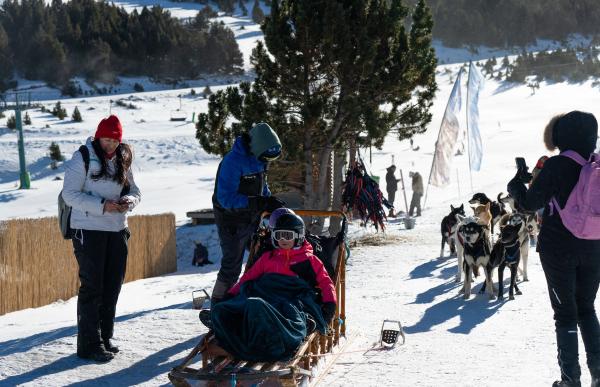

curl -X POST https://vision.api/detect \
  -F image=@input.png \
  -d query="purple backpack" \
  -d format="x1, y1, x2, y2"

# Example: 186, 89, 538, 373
550, 150, 600, 240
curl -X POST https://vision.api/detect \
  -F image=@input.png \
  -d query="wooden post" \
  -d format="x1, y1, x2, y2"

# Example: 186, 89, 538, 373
399, 170, 410, 216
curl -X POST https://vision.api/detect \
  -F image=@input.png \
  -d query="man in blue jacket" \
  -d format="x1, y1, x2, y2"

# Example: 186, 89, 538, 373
211, 122, 284, 304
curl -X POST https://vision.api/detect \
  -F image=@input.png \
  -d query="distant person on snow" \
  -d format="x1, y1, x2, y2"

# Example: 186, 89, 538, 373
409, 171, 424, 217
62, 115, 141, 362
210, 122, 285, 306
385, 165, 400, 217
508, 111, 600, 387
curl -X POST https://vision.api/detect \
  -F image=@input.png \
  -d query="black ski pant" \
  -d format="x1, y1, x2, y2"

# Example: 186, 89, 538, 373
387, 190, 396, 207
409, 193, 422, 216
212, 209, 256, 302
540, 249, 600, 382
72, 228, 129, 350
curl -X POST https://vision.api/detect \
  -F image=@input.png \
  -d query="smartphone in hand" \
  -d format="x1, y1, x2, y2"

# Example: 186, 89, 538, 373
515, 157, 527, 170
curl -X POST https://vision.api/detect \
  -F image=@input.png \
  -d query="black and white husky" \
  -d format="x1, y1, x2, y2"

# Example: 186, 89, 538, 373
497, 193, 534, 281
440, 204, 465, 258
457, 216, 493, 300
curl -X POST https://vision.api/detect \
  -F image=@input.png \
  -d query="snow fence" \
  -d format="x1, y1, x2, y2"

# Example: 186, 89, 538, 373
0, 213, 176, 316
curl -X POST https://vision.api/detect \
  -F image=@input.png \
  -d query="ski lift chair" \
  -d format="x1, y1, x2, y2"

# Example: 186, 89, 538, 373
170, 109, 187, 121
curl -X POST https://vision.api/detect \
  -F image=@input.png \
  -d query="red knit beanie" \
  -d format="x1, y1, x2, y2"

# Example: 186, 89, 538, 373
95, 115, 122, 142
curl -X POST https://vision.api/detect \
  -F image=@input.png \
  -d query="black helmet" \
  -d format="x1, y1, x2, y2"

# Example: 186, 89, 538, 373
271, 213, 305, 248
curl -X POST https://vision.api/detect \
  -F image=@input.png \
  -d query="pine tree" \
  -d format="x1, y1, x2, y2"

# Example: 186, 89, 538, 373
49, 141, 65, 169
23, 112, 32, 125
251, 0, 264, 24
6, 114, 16, 129
52, 101, 67, 120
72, 106, 82, 122
0, 24, 13, 91
202, 85, 212, 97
196, 0, 437, 210
239, 0, 248, 16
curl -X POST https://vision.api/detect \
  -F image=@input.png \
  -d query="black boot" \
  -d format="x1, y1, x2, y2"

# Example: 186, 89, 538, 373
77, 344, 114, 362
103, 338, 120, 354
552, 380, 581, 387
199, 309, 213, 330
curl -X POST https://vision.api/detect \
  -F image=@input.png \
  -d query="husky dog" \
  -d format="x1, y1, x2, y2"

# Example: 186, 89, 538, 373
440, 204, 466, 258
469, 193, 508, 236
497, 193, 535, 281
453, 207, 490, 284
498, 192, 517, 212
486, 214, 527, 300
457, 216, 493, 299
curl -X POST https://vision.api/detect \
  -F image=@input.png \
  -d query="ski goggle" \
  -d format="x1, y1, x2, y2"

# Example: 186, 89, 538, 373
259, 145, 281, 162
273, 229, 298, 241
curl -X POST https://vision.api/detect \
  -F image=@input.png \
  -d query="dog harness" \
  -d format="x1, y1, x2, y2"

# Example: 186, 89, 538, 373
503, 241, 520, 264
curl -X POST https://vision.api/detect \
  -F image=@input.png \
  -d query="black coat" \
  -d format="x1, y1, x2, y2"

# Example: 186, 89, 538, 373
508, 154, 600, 254
386, 171, 398, 193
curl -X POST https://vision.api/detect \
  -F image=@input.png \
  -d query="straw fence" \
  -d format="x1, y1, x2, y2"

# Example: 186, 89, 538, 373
0, 213, 176, 316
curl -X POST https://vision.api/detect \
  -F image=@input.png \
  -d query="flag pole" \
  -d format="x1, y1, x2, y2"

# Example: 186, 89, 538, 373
424, 67, 463, 208
466, 61, 474, 194
456, 168, 461, 199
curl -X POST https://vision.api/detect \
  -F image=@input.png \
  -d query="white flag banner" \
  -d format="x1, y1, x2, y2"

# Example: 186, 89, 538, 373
467, 61, 484, 171
429, 69, 463, 187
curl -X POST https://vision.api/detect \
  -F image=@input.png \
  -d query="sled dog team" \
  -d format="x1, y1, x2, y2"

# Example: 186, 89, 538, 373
440, 192, 537, 300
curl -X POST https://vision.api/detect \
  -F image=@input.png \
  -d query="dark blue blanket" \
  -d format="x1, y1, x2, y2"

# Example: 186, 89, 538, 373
211, 274, 328, 362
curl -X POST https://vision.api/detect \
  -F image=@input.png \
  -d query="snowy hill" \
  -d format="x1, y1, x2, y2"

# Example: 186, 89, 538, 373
2, 4, 600, 387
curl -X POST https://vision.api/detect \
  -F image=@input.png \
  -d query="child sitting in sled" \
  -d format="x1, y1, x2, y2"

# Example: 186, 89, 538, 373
203, 209, 337, 362
227, 210, 337, 324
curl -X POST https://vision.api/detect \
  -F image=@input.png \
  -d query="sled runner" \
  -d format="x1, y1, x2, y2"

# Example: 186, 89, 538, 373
168, 210, 348, 387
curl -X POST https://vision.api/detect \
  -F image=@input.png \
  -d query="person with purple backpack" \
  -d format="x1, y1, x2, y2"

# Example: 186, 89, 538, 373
508, 111, 600, 387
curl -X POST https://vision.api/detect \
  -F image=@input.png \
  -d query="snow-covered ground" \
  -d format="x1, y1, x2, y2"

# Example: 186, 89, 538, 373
2, 4, 600, 387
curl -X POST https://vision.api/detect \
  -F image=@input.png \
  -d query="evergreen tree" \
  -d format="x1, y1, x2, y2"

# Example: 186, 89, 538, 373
239, 0, 248, 16
217, 0, 235, 15
6, 114, 15, 129
23, 112, 32, 125
196, 0, 437, 209
52, 101, 67, 120
49, 141, 64, 169
251, 0, 264, 24
71, 106, 82, 122
202, 85, 212, 97
0, 24, 13, 91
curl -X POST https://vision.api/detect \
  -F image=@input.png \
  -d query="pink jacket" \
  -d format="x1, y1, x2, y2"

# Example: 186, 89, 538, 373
228, 241, 337, 304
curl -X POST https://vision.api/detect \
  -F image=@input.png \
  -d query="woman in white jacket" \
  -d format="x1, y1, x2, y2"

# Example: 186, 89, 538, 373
62, 115, 141, 362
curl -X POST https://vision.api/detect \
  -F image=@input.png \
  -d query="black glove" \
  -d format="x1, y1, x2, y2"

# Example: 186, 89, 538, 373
516, 166, 533, 184
259, 196, 286, 212
321, 302, 336, 323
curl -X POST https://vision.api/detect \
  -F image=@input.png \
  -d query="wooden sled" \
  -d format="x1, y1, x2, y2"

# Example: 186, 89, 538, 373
168, 210, 348, 386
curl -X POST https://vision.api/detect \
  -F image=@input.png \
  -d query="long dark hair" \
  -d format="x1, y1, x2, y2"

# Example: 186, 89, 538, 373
91, 139, 132, 187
